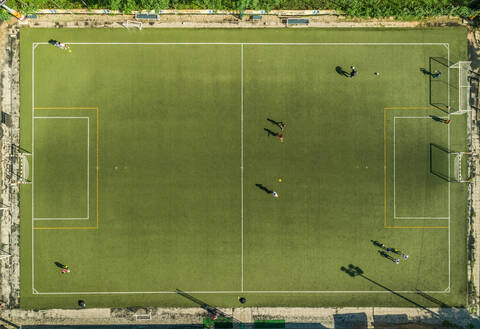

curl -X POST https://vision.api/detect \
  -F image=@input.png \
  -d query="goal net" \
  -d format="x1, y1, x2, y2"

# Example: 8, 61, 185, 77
9, 144, 31, 184
429, 58, 472, 114
430, 143, 471, 183
19, 153, 31, 184
123, 20, 142, 30
449, 61, 472, 115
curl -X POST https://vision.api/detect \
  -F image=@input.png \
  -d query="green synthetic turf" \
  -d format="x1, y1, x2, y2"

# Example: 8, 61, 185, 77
19, 27, 469, 309
34, 117, 89, 219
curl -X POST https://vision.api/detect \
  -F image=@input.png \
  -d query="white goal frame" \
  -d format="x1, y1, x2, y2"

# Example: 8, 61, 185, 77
123, 20, 143, 30
453, 151, 472, 183
449, 61, 472, 115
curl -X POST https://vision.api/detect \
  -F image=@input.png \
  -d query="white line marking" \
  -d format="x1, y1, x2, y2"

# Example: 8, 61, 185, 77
240, 43, 244, 292
395, 116, 448, 119
30, 42, 452, 295
458, 59, 461, 113
34, 116, 90, 119
33, 117, 90, 220
88, 117, 90, 221
394, 116, 396, 218
33, 289, 450, 295
394, 217, 450, 220
33, 218, 89, 221
447, 44, 451, 291
33, 42, 448, 46
393, 116, 449, 219
31, 43, 35, 293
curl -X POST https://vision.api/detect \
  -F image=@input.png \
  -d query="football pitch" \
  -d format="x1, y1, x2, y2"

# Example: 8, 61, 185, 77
19, 27, 469, 309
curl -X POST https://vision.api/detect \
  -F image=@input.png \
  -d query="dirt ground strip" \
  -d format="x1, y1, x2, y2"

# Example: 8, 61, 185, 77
0, 14, 479, 329
11, 13, 464, 28
0, 306, 479, 328
0, 18, 21, 313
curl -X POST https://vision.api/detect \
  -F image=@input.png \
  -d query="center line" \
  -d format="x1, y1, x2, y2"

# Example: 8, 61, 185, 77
240, 43, 244, 292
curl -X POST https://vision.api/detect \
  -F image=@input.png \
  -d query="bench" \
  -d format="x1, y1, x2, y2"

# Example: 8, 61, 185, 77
286, 18, 309, 25
135, 13, 158, 20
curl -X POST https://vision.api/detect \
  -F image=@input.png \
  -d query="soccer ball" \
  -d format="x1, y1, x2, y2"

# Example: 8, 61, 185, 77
278, 178, 282, 182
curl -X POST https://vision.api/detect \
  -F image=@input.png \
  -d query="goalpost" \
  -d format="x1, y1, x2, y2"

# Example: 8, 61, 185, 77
430, 144, 472, 183
123, 20, 143, 30
19, 153, 32, 184
449, 61, 472, 115
0, 249, 10, 261
426, 61, 473, 184
10, 144, 31, 185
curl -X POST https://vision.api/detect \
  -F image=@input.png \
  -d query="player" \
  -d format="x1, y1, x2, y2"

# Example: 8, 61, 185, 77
349, 66, 357, 78
50, 40, 72, 52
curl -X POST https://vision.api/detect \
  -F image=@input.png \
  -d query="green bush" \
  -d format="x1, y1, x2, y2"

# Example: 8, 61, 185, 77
0, 0, 476, 18
0, 9, 10, 21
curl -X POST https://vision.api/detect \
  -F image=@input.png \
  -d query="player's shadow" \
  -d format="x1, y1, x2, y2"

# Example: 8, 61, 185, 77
340, 264, 439, 318
48, 39, 59, 46
255, 184, 273, 194
420, 67, 432, 76
429, 115, 445, 123
267, 118, 282, 128
378, 250, 393, 261
336, 66, 349, 77
54, 261, 65, 269
264, 128, 278, 137
370, 240, 384, 248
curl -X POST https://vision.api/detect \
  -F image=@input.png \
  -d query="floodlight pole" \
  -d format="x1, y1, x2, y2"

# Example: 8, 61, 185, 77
0, 0, 25, 20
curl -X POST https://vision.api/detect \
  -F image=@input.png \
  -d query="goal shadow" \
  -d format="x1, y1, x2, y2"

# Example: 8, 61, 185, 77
429, 57, 455, 113
429, 143, 470, 183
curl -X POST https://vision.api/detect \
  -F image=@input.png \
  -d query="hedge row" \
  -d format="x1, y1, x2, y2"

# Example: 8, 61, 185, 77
0, 0, 478, 20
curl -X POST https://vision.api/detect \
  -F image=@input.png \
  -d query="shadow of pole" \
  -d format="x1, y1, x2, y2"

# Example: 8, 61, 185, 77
175, 289, 239, 322
340, 265, 440, 318
0, 317, 20, 328
11, 143, 30, 154
416, 290, 450, 308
